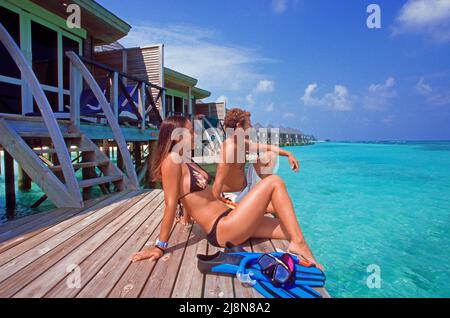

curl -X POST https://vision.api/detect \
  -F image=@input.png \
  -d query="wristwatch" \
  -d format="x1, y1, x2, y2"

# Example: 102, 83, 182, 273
155, 238, 168, 252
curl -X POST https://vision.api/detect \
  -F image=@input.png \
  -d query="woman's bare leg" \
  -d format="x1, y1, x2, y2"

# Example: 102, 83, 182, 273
250, 216, 288, 240
218, 175, 323, 270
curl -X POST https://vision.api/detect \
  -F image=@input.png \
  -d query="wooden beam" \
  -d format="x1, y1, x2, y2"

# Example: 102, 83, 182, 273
0, 23, 82, 207
118, 77, 142, 121
139, 83, 146, 131
69, 61, 81, 128
66, 51, 139, 189
110, 71, 119, 117
4, 150, 15, 213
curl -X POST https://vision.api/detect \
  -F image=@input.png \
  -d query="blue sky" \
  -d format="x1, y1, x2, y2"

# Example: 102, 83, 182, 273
98, 0, 450, 140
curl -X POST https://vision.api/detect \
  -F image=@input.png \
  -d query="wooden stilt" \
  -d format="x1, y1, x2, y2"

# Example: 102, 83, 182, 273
146, 141, 157, 188
103, 139, 110, 158
117, 146, 124, 171
4, 150, 16, 214
18, 167, 32, 191
134, 142, 141, 170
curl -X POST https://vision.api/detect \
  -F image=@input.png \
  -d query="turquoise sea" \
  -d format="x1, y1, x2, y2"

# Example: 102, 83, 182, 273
279, 142, 450, 298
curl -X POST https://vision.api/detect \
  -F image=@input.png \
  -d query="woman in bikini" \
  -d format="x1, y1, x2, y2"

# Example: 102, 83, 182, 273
131, 116, 323, 271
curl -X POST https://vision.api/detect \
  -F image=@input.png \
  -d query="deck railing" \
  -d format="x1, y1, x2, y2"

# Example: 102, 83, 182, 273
66, 51, 140, 189
74, 54, 164, 129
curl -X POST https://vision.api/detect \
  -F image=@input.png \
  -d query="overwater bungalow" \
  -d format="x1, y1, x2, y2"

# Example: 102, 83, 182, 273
0, 0, 327, 298
253, 123, 315, 146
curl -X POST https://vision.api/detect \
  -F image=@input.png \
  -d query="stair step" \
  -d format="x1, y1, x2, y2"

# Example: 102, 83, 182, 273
33, 146, 95, 155
20, 131, 82, 139
49, 160, 110, 172
78, 175, 123, 188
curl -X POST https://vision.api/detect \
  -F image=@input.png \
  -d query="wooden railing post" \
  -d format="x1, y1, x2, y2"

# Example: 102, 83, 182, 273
69, 61, 81, 128
139, 82, 146, 132
110, 72, 119, 120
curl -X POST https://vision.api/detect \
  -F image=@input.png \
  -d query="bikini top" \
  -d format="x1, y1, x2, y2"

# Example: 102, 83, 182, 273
178, 161, 213, 202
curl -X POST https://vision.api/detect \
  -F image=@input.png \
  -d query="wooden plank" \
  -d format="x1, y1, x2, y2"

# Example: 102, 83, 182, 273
72, 194, 165, 298
33, 146, 94, 155
0, 197, 106, 252
139, 223, 192, 298
107, 220, 178, 298
203, 244, 234, 298
171, 224, 207, 298
0, 119, 80, 208
0, 191, 142, 283
78, 175, 122, 188
11, 192, 158, 298
0, 192, 133, 267
251, 238, 274, 254
0, 24, 81, 207
66, 52, 139, 190
19, 131, 82, 139
0, 192, 151, 298
0, 194, 112, 236
49, 160, 109, 172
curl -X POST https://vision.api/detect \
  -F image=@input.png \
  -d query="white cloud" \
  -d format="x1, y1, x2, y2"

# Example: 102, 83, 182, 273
301, 83, 353, 111
246, 93, 255, 106
265, 103, 274, 112
255, 80, 275, 93
415, 77, 433, 95
415, 78, 450, 105
393, 0, 450, 42
244, 79, 275, 107
283, 112, 295, 119
215, 95, 228, 104
426, 93, 450, 106
121, 24, 272, 91
272, 0, 289, 14
364, 77, 397, 110
271, 0, 300, 14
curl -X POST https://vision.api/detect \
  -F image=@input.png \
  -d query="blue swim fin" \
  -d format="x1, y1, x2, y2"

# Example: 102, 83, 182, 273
197, 249, 325, 298
197, 251, 326, 285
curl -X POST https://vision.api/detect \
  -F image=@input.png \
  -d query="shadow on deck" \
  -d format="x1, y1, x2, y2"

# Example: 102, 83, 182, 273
0, 190, 329, 298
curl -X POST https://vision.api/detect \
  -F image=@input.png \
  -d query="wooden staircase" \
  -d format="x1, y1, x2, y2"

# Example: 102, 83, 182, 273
0, 22, 139, 209
0, 119, 130, 207
24, 129, 129, 193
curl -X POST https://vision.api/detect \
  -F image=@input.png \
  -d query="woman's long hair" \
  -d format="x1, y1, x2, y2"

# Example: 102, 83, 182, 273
151, 116, 190, 181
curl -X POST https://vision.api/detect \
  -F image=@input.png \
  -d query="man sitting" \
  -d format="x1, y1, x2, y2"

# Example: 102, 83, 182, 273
212, 108, 300, 212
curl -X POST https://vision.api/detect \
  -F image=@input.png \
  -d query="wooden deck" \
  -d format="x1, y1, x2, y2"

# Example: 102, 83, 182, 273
0, 190, 329, 298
